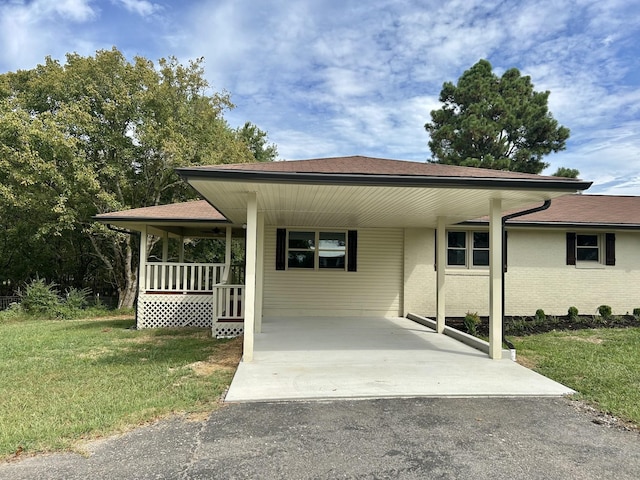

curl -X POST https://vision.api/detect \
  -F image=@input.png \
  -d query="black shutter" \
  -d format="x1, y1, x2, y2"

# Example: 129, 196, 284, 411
347, 230, 358, 272
566, 232, 576, 265
605, 233, 616, 266
503, 230, 508, 273
276, 228, 286, 270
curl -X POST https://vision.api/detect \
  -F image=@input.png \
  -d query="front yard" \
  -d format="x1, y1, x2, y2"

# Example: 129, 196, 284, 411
514, 327, 640, 427
1, 315, 638, 461
0, 316, 241, 460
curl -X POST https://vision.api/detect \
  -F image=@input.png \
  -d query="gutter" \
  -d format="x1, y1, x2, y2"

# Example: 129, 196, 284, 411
177, 168, 593, 191
501, 200, 552, 351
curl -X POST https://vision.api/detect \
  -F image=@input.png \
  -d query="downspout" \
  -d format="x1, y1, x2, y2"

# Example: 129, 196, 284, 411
501, 200, 551, 351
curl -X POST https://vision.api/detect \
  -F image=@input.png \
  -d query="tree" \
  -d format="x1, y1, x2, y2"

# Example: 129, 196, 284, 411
425, 59, 570, 174
236, 121, 278, 162
0, 48, 277, 307
551, 167, 580, 178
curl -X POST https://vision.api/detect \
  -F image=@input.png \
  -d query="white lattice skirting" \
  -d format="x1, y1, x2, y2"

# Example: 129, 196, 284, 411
138, 293, 213, 328
214, 321, 244, 338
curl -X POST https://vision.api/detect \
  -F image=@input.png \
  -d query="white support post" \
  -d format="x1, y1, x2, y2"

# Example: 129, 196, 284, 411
243, 193, 258, 362
436, 217, 446, 334
225, 226, 232, 282
255, 211, 265, 334
162, 231, 169, 262
489, 198, 503, 359
178, 235, 185, 263
139, 225, 148, 294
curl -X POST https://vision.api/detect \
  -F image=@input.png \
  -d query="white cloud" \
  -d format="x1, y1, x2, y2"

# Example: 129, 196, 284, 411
114, 0, 162, 17
1, 0, 639, 194
0, 0, 98, 70
42, 0, 96, 22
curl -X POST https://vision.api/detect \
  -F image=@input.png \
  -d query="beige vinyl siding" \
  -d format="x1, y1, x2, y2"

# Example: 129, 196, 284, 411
262, 227, 403, 317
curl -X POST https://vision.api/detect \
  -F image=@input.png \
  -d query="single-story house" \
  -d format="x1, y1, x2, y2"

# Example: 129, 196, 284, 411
97, 155, 624, 361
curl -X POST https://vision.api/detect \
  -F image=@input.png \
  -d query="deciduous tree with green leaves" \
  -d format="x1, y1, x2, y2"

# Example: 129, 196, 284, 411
0, 48, 277, 307
425, 59, 571, 174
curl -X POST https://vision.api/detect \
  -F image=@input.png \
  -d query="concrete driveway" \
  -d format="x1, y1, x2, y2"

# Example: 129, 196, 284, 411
2, 397, 639, 479
227, 316, 573, 402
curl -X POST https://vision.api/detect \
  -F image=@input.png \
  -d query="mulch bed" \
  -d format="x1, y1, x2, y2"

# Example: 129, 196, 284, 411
446, 314, 640, 337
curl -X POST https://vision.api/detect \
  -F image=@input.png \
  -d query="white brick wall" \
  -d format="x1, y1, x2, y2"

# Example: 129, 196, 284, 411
403, 227, 640, 318
504, 229, 640, 316
403, 228, 436, 315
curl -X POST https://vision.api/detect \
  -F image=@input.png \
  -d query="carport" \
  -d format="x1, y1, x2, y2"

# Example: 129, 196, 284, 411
178, 156, 591, 364
225, 316, 573, 402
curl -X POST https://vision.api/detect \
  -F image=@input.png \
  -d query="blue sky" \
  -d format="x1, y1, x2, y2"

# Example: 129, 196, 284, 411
1, 0, 640, 194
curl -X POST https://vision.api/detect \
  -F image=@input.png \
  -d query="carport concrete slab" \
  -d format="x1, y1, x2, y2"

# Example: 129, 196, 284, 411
225, 316, 573, 402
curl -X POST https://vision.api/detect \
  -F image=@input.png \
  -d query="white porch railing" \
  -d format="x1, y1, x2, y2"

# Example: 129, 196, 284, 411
145, 262, 226, 293
214, 284, 244, 320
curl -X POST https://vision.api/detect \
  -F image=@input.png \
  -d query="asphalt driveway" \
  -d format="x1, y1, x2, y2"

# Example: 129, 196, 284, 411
2, 397, 639, 479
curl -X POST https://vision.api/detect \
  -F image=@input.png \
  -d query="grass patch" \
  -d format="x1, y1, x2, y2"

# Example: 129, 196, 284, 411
513, 328, 640, 425
0, 316, 241, 460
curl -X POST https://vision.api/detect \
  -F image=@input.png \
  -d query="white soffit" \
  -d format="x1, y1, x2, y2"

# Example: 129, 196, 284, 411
188, 179, 576, 228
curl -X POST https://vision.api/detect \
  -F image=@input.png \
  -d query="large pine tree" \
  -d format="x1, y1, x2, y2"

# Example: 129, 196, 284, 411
425, 59, 570, 174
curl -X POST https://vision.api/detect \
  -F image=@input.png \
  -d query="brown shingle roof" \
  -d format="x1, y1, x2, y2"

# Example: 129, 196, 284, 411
187, 156, 582, 181
472, 195, 640, 226
95, 200, 225, 222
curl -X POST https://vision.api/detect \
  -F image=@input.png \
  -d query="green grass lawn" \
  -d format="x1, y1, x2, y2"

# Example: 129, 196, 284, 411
513, 327, 640, 425
0, 315, 240, 459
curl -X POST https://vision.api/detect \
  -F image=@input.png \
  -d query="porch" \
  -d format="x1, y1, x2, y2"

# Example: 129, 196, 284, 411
225, 316, 574, 402
137, 261, 246, 335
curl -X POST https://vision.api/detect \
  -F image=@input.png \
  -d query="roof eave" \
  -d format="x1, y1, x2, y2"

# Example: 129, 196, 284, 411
176, 168, 593, 191
92, 215, 228, 224
461, 220, 640, 230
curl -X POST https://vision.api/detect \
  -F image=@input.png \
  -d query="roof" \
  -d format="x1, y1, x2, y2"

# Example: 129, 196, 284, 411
95, 200, 225, 222
96, 157, 595, 230
467, 194, 640, 228
177, 156, 592, 228
178, 156, 591, 190
200, 156, 548, 178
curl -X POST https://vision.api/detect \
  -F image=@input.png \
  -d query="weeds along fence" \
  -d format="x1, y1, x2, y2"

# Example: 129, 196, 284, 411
0, 296, 19, 311
0, 295, 119, 311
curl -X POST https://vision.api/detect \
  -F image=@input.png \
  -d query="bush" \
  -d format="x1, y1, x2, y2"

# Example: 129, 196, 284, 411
568, 306, 579, 321
505, 316, 530, 336
17, 279, 61, 315
65, 287, 91, 310
597, 305, 612, 320
633, 308, 640, 319
0, 303, 26, 323
463, 312, 481, 336
535, 309, 546, 322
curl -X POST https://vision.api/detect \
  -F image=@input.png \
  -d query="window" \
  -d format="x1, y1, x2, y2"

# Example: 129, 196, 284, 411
318, 232, 346, 268
276, 229, 355, 270
287, 231, 315, 268
576, 234, 599, 261
447, 231, 490, 268
566, 232, 615, 266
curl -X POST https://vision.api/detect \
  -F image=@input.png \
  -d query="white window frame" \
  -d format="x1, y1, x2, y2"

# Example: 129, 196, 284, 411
286, 230, 347, 270
446, 230, 490, 269
575, 233, 601, 264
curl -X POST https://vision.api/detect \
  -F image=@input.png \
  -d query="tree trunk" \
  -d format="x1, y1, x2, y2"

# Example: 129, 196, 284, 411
89, 227, 139, 310
117, 280, 137, 309
118, 234, 137, 309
